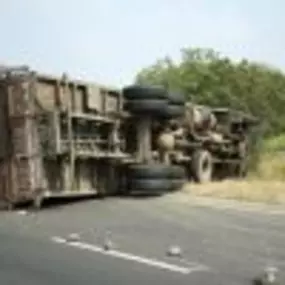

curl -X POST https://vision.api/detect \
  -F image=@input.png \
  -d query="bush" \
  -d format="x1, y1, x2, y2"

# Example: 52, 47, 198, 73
249, 135, 285, 180
263, 134, 285, 152
135, 47, 285, 137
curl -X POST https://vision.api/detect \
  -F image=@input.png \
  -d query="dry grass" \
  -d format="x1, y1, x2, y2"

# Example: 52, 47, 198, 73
182, 180, 285, 205
181, 152, 285, 205
253, 152, 285, 181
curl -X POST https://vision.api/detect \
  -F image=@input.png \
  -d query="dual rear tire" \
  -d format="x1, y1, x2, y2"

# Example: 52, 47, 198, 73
125, 164, 186, 195
122, 86, 187, 195
122, 85, 185, 119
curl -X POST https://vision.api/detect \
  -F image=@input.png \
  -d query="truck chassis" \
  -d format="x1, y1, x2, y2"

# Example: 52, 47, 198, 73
0, 66, 258, 208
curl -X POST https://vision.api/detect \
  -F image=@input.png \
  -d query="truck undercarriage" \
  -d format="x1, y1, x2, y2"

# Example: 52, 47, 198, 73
0, 66, 258, 208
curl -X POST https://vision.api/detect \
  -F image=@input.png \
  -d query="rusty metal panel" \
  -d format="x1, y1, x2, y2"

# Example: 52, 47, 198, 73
9, 118, 28, 154
105, 90, 120, 114
34, 76, 121, 115
8, 81, 33, 116
0, 157, 33, 203
44, 159, 61, 191
78, 161, 92, 190
36, 79, 69, 111
0, 67, 126, 204
6, 76, 45, 203
59, 83, 71, 110
86, 85, 102, 112
71, 85, 84, 113
9, 116, 40, 158
36, 75, 69, 111
0, 84, 9, 158
13, 157, 33, 190
35, 80, 56, 111
61, 159, 71, 190
35, 79, 74, 112
0, 160, 10, 202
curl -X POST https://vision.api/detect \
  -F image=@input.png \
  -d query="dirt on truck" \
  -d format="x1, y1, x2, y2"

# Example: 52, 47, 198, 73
0, 65, 258, 208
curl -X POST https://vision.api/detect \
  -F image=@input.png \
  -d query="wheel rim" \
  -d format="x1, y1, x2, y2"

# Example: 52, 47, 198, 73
199, 153, 212, 182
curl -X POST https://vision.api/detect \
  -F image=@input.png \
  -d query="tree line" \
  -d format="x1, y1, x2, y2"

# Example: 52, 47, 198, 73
135, 47, 285, 138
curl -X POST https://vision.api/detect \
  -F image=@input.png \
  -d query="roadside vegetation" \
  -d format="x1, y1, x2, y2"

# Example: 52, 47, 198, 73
135, 47, 285, 138
252, 135, 285, 181
135, 47, 285, 204
181, 136, 285, 205
183, 180, 285, 205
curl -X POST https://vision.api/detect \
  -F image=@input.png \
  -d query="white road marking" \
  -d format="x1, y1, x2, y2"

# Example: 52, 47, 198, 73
51, 236, 66, 244
51, 236, 210, 275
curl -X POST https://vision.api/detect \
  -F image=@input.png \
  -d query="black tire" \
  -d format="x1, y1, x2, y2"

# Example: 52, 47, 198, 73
127, 164, 172, 179
128, 178, 171, 192
167, 92, 185, 105
169, 179, 185, 191
168, 165, 186, 179
123, 85, 168, 100
191, 150, 213, 183
127, 164, 186, 180
124, 99, 167, 115
158, 104, 185, 119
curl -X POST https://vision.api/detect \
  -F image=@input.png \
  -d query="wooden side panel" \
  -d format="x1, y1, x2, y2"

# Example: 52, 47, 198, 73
36, 78, 71, 112
105, 90, 120, 114
35, 81, 56, 111
0, 83, 9, 158
58, 83, 70, 110
13, 158, 33, 191
86, 86, 121, 114
0, 160, 9, 202
35, 76, 122, 115
78, 161, 92, 190
36, 79, 87, 113
86, 85, 102, 112
8, 81, 32, 115
72, 85, 84, 113
7, 78, 45, 202
61, 159, 71, 190
44, 159, 61, 191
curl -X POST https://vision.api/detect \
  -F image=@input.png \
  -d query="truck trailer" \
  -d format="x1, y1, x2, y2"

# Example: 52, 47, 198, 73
0, 66, 258, 208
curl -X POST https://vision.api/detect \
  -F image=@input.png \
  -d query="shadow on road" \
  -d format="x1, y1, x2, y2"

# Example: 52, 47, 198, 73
0, 191, 167, 212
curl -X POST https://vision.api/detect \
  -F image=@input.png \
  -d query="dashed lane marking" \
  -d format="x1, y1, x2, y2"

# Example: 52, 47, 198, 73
51, 236, 210, 275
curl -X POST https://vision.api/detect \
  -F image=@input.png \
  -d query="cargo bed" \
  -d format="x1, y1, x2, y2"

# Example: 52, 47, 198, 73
0, 66, 126, 207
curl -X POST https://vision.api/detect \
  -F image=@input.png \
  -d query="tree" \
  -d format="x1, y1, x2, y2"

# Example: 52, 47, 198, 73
135, 47, 285, 137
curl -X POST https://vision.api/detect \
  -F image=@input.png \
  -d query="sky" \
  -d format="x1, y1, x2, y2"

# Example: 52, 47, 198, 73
0, 0, 283, 87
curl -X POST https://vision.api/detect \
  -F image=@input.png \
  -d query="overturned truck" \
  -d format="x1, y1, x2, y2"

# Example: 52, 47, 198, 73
123, 86, 258, 186
0, 66, 258, 207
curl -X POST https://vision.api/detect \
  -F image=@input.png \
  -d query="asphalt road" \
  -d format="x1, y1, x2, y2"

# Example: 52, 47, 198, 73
1, 193, 285, 285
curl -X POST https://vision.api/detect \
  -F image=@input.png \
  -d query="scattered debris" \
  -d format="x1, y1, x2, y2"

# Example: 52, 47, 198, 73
103, 231, 114, 251
66, 233, 81, 243
263, 266, 279, 284
253, 266, 279, 285
167, 245, 182, 257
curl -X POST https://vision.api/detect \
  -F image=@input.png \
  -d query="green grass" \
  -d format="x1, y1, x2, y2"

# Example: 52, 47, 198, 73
250, 134, 285, 180
252, 153, 285, 181
182, 134, 285, 205
262, 134, 285, 152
